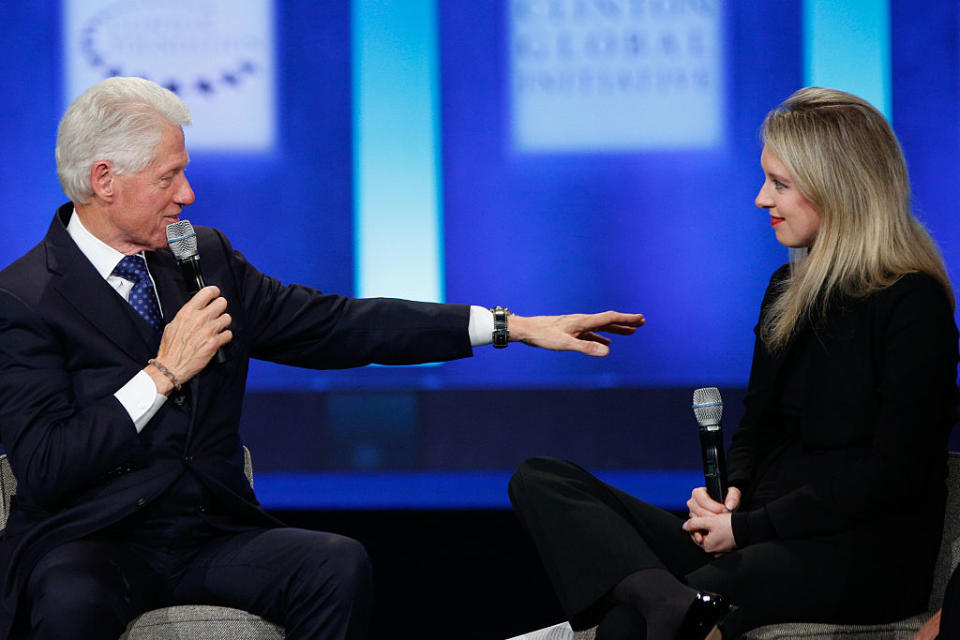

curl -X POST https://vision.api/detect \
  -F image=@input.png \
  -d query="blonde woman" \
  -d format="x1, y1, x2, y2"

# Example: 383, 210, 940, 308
509, 88, 959, 640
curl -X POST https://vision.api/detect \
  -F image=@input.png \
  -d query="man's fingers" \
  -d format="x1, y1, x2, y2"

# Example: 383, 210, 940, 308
596, 324, 640, 336
512, 311, 643, 356
574, 311, 644, 332
562, 311, 640, 331
189, 285, 221, 308
590, 311, 645, 326
573, 339, 609, 357
578, 332, 612, 346
208, 298, 229, 319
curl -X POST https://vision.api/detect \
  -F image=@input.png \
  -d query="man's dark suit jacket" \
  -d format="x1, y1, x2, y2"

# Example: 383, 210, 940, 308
728, 264, 959, 612
0, 204, 473, 638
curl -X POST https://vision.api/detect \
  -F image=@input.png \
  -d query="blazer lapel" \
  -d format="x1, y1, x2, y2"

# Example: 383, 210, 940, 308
44, 207, 154, 363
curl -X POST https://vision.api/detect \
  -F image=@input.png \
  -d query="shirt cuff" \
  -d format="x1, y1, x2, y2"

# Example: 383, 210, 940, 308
731, 508, 777, 547
468, 305, 494, 347
115, 370, 168, 433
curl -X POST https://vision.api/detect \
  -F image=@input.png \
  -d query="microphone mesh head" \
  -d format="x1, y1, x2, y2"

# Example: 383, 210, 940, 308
692, 387, 723, 426
166, 220, 198, 260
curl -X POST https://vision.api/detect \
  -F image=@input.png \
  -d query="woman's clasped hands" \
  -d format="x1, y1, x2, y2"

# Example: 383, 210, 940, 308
682, 486, 742, 556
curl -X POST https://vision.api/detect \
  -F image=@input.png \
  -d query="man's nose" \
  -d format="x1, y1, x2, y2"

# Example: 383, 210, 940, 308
177, 175, 195, 206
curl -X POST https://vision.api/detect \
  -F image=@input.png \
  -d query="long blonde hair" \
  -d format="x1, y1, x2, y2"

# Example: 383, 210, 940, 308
760, 87, 953, 350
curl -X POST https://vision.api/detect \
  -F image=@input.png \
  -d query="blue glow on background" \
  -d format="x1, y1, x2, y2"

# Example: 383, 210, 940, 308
804, 0, 890, 117
255, 469, 702, 510
353, 0, 444, 302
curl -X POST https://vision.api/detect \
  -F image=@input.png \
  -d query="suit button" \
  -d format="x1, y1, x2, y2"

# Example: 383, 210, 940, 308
136, 497, 146, 508
172, 392, 186, 406
199, 506, 206, 513
183, 456, 194, 463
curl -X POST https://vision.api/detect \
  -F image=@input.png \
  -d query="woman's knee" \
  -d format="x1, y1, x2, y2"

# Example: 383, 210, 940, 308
509, 456, 583, 505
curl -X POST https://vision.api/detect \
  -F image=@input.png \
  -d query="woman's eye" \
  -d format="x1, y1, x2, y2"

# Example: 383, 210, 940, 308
773, 180, 787, 190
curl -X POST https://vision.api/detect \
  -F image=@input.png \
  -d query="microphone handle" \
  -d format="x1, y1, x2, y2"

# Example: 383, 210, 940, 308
698, 426, 728, 503
177, 256, 228, 365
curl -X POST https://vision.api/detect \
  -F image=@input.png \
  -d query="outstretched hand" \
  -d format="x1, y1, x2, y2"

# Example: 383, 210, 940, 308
507, 311, 645, 356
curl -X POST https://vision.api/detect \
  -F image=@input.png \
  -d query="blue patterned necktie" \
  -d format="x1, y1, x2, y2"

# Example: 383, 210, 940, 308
111, 254, 164, 332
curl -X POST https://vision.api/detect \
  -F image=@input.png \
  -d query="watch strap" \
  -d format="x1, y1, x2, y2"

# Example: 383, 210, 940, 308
491, 306, 510, 348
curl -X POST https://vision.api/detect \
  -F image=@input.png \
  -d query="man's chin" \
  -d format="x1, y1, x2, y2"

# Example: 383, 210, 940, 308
149, 236, 171, 252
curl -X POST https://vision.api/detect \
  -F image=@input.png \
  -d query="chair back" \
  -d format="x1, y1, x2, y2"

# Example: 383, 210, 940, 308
0, 447, 256, 532
0, 455, 16, 531
930, 451, 960, 609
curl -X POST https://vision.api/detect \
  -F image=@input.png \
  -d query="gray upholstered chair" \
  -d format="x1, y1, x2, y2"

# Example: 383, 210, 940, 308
0, 449, 285, 640
508, 452, 960, 640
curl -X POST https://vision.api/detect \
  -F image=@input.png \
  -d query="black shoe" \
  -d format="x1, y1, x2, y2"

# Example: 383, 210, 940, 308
675, 591, 728, 640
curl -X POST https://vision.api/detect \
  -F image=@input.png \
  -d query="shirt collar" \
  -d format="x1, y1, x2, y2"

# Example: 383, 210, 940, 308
65, 206, 138, 279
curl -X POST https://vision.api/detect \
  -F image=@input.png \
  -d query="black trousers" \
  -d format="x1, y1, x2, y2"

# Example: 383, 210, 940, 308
509, 457, 926, 637
20, 526, 371, 640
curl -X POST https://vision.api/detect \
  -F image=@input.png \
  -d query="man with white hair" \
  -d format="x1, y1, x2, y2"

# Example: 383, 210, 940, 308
0, 76, 644, 639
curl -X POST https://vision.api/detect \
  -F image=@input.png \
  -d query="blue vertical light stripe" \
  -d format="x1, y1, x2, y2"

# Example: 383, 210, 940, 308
352, 0, 444, 302
804, 0, 891, 118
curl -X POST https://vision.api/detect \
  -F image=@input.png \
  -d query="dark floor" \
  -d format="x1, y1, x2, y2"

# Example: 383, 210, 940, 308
271, 508, 569, 640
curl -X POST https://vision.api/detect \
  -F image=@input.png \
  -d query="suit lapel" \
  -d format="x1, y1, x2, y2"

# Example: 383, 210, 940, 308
44, 206, 154, 363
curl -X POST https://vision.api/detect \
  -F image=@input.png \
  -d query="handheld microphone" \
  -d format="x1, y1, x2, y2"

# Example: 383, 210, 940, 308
692, 387, 728, 503
166, 220, 227, 364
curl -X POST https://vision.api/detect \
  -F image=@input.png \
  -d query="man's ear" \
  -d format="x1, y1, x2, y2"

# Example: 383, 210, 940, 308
89, 161, 115, 201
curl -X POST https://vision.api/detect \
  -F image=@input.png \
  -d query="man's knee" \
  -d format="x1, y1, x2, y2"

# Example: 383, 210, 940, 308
284, 531, 371, 607
316, 534, 372, 603
26, 546, 138, 638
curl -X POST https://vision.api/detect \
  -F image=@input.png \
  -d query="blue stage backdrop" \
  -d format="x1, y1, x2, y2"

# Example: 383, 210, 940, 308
0, 1, 958, 508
